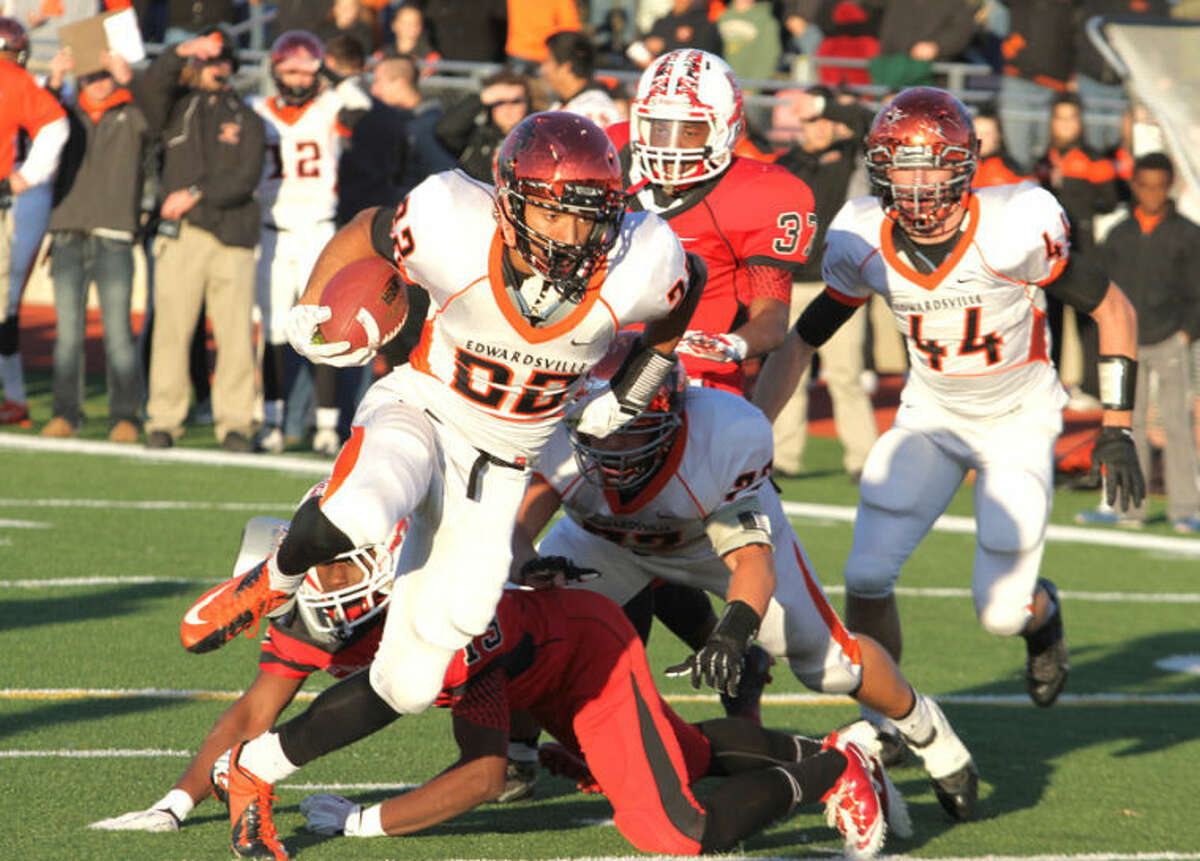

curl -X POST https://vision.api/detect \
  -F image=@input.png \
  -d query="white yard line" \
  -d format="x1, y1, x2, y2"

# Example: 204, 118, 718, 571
0, 498, 293, 511
782, 501, 1200, 556
0, 434, 328, 475
4, 576, 1198, 605
2, 687, 1197, 706
0, 518, 49, 528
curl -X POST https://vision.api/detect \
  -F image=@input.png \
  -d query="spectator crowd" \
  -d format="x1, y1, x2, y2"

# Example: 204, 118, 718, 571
1, 0, 1198, 529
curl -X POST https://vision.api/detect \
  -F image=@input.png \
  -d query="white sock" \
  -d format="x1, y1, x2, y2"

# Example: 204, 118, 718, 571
316, 407, 340, 430
152, 788, 195, 822
266, 553, 305, 593
238, 731, 299, 784
892, 692, 935, 746
263, 399, 284, 427
0, 354, 24, 403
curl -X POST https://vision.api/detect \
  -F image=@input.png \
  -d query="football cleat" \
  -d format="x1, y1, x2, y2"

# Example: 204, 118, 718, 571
494, 757, 538, 803
228, 743, 288, 860
539, 741, 602, 794
1024, 578, 1069, 708
0, 399, 31, 426
719, 643, 774, 724
823, 720, 911, 839
900, 696, 978, 821
211, 748, 232, 804
88, 807, 180, 832
256, 425, 286, 454
820, 741, 886, 860
179, 560, 292, 654
930, 761, 980, 822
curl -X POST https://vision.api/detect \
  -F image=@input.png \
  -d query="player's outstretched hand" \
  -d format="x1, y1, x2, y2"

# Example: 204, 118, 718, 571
518, 555, 600, 590
89, 807, 180, 832
1092, 426, 1145, 511
285, 304, 375, 368
301, 793, 360, 836
674, 329, 748, 364
665, 637, 746, 698
665, 600, 760, 697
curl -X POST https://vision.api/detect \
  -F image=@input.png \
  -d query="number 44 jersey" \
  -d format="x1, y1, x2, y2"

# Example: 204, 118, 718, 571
823, 182, 1071, 419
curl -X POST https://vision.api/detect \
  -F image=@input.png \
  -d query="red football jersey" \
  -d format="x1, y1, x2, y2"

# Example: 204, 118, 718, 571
627, 155, 817, 391
434, 588, 572, 718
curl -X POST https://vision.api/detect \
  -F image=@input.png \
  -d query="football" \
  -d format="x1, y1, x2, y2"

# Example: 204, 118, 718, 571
316, 256, 408, 351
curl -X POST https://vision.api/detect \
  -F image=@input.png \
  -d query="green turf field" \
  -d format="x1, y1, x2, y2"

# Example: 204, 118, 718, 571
2, 414, 1199, 861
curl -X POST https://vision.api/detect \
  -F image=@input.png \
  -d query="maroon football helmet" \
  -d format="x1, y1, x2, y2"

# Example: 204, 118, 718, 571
865, 87, 978, 235
570, 332, 688, 491
271, 30, 324, 105
0, 17, 29, 65
494, 111, 626, 300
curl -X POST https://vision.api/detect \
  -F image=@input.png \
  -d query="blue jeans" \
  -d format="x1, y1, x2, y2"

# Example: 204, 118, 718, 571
49, 232, 142, 427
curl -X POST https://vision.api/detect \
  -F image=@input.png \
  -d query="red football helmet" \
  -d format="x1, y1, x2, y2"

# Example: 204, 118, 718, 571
0, 17, 29, 65
865, 87, 978, 235
569, 332, 688, 491
271, 30, 324, 105
494, 111, 626, 300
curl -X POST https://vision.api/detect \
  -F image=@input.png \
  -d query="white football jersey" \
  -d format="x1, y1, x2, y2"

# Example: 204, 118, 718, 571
536, 387, 779, 561
251, 90, 345, 228
823, 182, 1070, 419
385, 169, 689, 464
554, 87, 623, 130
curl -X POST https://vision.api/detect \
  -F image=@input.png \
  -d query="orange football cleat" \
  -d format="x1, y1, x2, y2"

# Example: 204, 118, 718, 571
180, 560, 291, 654
227, 743, 288, 860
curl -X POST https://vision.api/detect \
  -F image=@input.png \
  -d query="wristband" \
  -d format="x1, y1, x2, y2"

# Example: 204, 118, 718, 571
346, 803, 385, 837
1097, 355, 1136, 411
712, 599, 760, 651
610, 342, 676, 412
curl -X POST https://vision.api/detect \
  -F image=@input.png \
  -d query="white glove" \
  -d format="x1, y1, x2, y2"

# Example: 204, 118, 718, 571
285, 303, 376, 368
565, 385, 639, 439
88, 807, 180, 832
674, 330, 748, 363
301, 793, 362, 836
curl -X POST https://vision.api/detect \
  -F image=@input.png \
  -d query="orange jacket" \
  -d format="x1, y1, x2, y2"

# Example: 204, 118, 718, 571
505, 0, 580, 62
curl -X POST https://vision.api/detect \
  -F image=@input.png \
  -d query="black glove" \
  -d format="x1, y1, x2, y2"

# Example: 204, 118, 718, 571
664, 600, 759, 698
1091, 426, 1145, 511
518, 555, 600, 589
0, 177, 12, 210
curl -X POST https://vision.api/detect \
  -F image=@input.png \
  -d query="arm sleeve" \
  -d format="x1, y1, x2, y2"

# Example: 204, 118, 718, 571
819, 202, 877, 302
453, 670, 510, 731
132, 48, 188, 135
735, 168, 818, 275
198, 110, 265, 208
795, 287, 862, 346
1041, 250, 1109, 314
16, 116, 68, 186
1010, 184, 1072, 285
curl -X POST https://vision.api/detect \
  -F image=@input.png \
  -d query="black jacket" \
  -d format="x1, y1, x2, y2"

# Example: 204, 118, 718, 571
133, 48, 265, 248
336, 98, 408, 226
1002, 0, 1077, 87
49, 92, 150, 237
434, 93, 507, 183
1100, 203, 1200, 343
773, 96, 873, 282
867, 0, 978, 60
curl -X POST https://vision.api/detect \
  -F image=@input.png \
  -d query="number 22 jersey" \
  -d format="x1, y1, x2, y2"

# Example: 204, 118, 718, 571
386, 169, 689, 464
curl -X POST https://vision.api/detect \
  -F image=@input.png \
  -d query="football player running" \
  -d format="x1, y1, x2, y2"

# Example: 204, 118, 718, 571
250, 31, 371, 454
515, 334, 978, 820
178, 112, 701, 859
613, 48, 817, 395
755, 89, 1144, 722
90, 483, 403, 834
